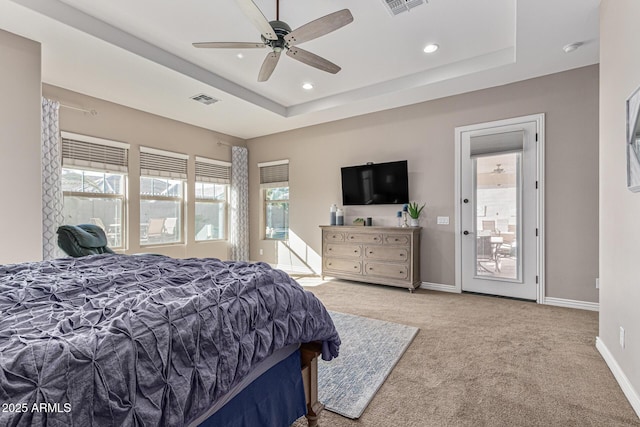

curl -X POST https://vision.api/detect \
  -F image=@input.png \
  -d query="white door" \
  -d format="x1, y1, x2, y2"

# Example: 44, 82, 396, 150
459, 118, 540, 300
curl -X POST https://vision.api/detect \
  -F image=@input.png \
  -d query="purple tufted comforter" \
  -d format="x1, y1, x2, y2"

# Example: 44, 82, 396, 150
0, 254, 340, 426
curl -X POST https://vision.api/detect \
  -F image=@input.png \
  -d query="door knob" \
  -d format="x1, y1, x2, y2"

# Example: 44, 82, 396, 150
463, 230, 470, 235
463, 198, 469, 203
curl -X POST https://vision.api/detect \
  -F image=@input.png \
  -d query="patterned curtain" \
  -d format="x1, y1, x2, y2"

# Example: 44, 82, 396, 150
41, 98, 64, 260
230, 146, 249, 261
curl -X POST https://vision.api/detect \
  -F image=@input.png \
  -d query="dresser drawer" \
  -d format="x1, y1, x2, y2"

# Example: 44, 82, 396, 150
325, 244, 362, 258
364, 262, 409, 281
384, 234, 411, 245
324, 231, 345, 242
364, 245, 410, 262
324, 258, 362, 274
345, 233, 382, 244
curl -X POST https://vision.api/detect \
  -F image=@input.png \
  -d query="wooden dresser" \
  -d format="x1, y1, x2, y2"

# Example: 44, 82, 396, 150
320, 225, 421, 291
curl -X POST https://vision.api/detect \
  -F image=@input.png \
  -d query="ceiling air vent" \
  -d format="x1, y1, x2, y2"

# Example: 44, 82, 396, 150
190, 93, 219, 106
382, 0, 426, 16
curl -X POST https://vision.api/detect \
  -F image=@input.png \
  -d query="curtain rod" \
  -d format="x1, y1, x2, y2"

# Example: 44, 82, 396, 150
217, 141, 232, 147
60, 103, 98, 116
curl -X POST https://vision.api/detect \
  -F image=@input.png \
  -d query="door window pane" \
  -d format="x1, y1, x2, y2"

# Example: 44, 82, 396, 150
475, 153, 520, 280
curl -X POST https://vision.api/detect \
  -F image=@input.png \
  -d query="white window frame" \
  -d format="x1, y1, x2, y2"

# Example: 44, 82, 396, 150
60, 132, 129, 249
195, 183, 229, 241
258, 160, 289, 241
139, 147, 188, 246
194, 157, 231, 242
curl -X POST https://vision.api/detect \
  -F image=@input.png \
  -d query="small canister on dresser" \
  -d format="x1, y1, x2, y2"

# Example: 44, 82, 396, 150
336, 208, 344, 225
330, 204, 337, 225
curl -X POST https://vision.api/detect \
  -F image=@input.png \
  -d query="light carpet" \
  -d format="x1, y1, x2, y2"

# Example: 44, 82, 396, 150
318, 310, 419, 419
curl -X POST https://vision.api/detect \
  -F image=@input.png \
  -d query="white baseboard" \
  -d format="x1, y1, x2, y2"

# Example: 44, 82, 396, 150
543, 296, 599, 311
596, 337, 640, 419
419, 282, 460, 293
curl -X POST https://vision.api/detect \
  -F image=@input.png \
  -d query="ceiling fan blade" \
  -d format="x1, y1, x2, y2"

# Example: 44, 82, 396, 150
235, 0, 277, 41
192, 42, 265, 49
286, 46, 341, 74
258, 51, 281, 82
285, 9, 354, 46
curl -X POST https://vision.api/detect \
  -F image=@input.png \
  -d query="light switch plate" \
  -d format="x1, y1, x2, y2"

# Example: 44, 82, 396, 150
437, 216, 449, 225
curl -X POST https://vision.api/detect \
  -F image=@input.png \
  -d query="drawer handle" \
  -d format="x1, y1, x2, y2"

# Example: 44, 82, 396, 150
354, 265, 358, 269
332, 235, 336, 238
373, 237, 378, 240
328, 263, 332, 266
354, 250, 358, 253
328, 248, 332, 251
350, 236, 354, 239
395, 238, 399, 241
400, 253, 405, 257
368, 251, 373, 254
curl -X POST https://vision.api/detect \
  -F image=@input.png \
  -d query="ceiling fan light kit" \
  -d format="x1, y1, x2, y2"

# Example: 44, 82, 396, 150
193, 0, 354, 82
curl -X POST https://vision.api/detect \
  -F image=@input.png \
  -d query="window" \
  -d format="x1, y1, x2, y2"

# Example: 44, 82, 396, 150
259, 160, 289, 240
60, 132, 129, 249
140, 147, 187, 245
195, 157, 230, 241
264, 187, 289, 239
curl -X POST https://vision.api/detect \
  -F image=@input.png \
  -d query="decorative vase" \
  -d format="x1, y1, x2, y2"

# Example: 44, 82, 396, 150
410, 218, 419, 227
329, 204, 337, 225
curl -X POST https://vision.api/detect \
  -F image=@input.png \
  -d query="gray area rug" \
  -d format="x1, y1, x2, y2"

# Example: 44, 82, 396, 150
318, 311, 419, 419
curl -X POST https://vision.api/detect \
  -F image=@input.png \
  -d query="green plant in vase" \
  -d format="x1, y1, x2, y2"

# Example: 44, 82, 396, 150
407, 202, 425, 226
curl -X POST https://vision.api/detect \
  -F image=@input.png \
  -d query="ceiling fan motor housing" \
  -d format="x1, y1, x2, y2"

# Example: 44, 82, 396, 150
261, 20, 291, 52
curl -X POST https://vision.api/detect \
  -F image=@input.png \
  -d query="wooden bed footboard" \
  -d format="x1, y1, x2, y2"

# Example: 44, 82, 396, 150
300, 342, 324, 427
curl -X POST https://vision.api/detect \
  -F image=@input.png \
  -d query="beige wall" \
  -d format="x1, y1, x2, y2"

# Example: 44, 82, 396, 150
599, 0, 640, 413
247, 65, 600, 303
42, 84, 244, 260
0, 30, 42, 264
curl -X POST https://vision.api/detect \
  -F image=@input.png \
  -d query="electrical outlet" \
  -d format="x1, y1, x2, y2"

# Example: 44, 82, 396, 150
620, 327, 625, 349
437, 216, 449, 225
596, 278, 599, 289
259, 249, 264, 255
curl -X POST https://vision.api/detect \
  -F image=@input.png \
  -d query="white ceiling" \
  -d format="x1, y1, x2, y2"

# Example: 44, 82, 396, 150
1, 0, 599, 139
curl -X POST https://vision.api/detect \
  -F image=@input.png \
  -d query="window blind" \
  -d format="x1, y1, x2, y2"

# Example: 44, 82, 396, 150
61, 132, 129, 173
470, 131, 524, 157
140, 147, 188, 179
258, 160, 289, 188
195, 157, 231, 184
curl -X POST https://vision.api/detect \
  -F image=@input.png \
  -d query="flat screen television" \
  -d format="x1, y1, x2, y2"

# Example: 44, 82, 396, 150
341, 160, 409, 205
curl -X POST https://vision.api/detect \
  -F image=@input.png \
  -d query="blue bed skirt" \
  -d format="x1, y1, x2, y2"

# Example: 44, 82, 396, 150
198, 349, 307, 427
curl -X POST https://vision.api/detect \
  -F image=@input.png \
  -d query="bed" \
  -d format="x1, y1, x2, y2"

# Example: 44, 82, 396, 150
0, 254, 340, 426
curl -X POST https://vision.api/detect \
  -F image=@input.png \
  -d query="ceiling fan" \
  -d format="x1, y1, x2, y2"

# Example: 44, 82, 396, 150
492, 164, 505, 174
193, 0, 354, 82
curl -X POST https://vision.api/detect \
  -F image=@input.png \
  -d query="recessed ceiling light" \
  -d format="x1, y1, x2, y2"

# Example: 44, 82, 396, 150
302, 83, 314, 90
423, 44, 439, 53
236, 53, 244, 59
562, 42, 583, 53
